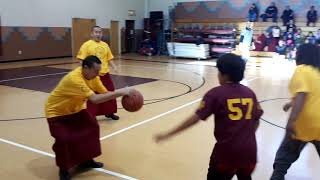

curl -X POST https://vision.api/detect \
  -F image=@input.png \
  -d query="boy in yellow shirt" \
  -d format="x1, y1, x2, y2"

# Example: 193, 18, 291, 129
77, 26, 119, 120
271, 44, 320, 179
45, 56, 133, 180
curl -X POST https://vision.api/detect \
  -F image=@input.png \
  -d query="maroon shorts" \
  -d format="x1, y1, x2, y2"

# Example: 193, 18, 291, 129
207, 163, 256, 180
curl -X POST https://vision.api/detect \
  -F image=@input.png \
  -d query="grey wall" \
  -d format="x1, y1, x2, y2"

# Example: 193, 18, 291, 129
0, 0, 146, 28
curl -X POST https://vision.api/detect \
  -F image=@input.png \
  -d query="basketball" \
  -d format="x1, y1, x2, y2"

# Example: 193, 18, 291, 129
121, 89, 144, 112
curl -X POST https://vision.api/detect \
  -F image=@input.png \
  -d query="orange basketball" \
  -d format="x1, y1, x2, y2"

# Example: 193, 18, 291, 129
121, 89, 144, 112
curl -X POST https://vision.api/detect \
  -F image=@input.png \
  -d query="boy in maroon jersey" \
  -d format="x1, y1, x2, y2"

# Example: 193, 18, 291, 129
155, 53, 263, 180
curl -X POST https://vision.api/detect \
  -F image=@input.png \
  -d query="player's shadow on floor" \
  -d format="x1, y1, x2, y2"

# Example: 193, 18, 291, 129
27, 156, 59, 180
27, 156, 106, 179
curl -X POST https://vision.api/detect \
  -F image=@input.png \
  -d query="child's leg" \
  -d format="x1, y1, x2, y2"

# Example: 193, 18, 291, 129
241, 44, 250, 62
312, 141, 320, 156
262, 14, 267, 22
207, 164, 235, 180
272, 14, 277, 22
270, 135, 307, 180
248, 14, 253, 22
236, 164, 255, 180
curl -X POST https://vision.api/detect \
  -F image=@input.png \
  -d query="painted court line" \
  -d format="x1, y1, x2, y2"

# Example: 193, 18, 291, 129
0, 63, 203, 83
0, 71, 259, 179
100, 98, 202, 140
100, 77, 259, 141
0, 69, 259, 179
0, 138, 55, 157
0, 64, 212, 84
0, 72, 68, 83
0, 59, 263, 83
0, 138, 139, 180
120, 64, 217, 76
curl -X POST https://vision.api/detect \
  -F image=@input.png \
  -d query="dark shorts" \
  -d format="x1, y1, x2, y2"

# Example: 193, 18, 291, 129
207, 163, 256, 180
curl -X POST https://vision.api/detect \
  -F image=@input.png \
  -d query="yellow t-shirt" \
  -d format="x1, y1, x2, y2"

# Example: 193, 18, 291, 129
45, 67, 107, 118
77, 40, 114, 75
289, 65, 320, 141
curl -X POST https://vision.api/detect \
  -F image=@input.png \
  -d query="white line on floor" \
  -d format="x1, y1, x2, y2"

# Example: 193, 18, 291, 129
100, 77, 259, 140
0, 138, 139, 180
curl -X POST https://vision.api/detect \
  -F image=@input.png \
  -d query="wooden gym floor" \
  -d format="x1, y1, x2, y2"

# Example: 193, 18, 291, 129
0, 54, 320, 180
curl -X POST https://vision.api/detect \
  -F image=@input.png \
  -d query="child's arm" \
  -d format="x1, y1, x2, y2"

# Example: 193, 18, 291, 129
283, 101, 293, 112
286, 93, 307, 136
109, 61, 118, 72
154, 114, 201, 143
254, 102, 264, 131
254, 120, 260, 132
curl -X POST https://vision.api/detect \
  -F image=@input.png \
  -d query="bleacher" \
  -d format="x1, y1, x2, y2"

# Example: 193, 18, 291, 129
175, 17, 319, 59
253, 18, 319, 36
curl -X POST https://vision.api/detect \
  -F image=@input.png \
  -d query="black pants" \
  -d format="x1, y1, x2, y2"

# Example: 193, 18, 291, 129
281, 16, 293, 26
307, 18, 317, 26
270, 135, 320, 180
261, 14, 277, 22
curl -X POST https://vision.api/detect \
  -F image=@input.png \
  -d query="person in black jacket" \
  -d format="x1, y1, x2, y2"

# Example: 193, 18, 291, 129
248, 3, 259, 22
281, 6, 294, 26
286, 20, 297, 32
261, 2, 278, 22
307, 6, 317, 26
